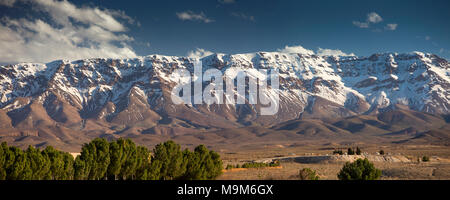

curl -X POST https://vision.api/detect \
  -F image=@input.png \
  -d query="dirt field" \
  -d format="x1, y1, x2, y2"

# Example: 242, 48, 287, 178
217, 144, 450, 180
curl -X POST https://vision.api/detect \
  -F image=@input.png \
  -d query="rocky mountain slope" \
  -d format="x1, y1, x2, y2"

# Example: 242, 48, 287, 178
0, 51, 448, 150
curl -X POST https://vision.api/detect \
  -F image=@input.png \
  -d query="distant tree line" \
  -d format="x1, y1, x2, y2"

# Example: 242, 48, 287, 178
0, 139, 222, 180
333, 147, 362, 155
225, 161, 280, 170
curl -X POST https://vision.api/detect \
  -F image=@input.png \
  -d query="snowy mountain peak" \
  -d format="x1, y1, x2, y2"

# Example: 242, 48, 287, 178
0, 51, 448, 130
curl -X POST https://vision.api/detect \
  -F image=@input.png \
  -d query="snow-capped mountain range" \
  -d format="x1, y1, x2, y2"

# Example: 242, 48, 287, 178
0, 51, 448, 134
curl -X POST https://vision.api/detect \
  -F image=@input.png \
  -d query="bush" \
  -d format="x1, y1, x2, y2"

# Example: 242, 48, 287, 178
241, 161, 280, 169
337, 158, 381, 180
356, 147, 362, 155
422, 156, 430, 162
347, 148, 355, 155
379, 150, 385, 155
299, 168, 319, 180
333, 150, 343, 155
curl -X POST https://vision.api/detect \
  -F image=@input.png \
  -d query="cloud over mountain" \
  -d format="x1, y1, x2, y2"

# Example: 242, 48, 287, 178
0, 0, 137, 64
187, 48, 215, 58
277, 45, 355, 57
317, 48, 356, 57
277, 45, 314, 54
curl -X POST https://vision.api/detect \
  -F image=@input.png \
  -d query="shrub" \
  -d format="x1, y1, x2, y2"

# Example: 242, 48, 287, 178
333, 150, 343, 155
347, 148, 355, 155
299, 168, 319, 180
241, 161, 280, 169
422, 156, 430, 162
337, 158, 381, 180
356, 147, 362, 155
379, 150, 385, 155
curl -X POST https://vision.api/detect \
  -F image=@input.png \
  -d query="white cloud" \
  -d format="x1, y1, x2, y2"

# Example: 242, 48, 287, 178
317, 48, 356, 57
231, 12, 255, 22
367, 12, 383, 23
277, 45, 355, 57
353, 12, 386, 29
187, 45, 356, 59
352, 21, 369, 28
425, 36, 431, 41
385, 23, 398, 31
277, 45, 314, 55
0, 0, 137, 64
176, 11, 214, 23
187, 48, 214, 58
218, 0, 235, 4
34, 0, 128, 32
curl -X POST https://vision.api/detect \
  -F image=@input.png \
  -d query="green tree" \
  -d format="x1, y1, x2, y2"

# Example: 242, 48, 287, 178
74, 156, 87, 180
107, 139, 126, 180
225, 164, 234, 170
134, 146, 151, 180
299, 168, 319, 180
147, 157, 162, 180
7, 146, 27, 180
333, 150, 343, 155
118, 139, 138, 180
42, 146, 73, 180
61, 151, 74, 180
75, 138, 110, 180
1, 143, 16, 180
183, 145, 222, 180
337, 158, 381, 180
356, 147, 362, 155
25, 145, 50, 180
150, 140, 185, 180
347, 148, 355, 155
0, 142, 6, 179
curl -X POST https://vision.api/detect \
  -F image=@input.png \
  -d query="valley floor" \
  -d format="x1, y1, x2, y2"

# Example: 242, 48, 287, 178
217, 144, 450, 180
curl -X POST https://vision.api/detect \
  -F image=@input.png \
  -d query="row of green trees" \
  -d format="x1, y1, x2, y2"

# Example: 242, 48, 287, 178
332, 147, 362, 155
225, 161, 280, 170
0, 143, 74, 180
0, 139, 223, 180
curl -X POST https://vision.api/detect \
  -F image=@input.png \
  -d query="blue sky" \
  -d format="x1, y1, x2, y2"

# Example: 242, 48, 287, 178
0, 0, 449, 63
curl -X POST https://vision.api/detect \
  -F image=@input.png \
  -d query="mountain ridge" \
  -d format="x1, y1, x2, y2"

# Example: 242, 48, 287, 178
0, 50, 449, 151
